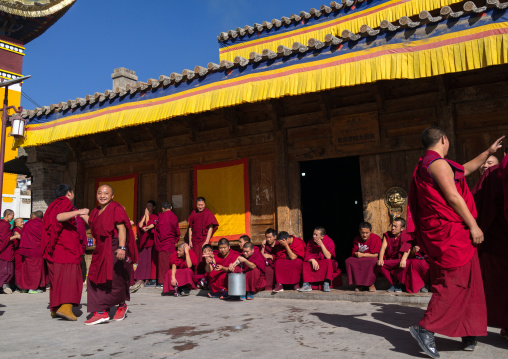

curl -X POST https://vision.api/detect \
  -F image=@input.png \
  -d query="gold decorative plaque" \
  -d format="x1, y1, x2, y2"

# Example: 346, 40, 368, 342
384, 187, 408, 219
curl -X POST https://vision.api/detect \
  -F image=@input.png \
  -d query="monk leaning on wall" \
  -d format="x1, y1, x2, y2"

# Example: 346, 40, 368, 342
407, 127, 504, 358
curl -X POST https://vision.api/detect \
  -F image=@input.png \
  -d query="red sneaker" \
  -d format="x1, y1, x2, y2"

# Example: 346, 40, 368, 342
272, 284, 284, 292
113, 304, 128, 321
84, 312, 109, 326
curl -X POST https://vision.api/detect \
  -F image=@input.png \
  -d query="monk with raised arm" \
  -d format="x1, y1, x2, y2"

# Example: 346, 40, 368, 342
163, 243, 197, 296
377, 217, 412, 292
19, 211, 46, 294
408, 127, 503, 357
272, 231, 305, 292
261, 228, 277, 291
134, 200, 158, 288
42, 185, 88, 320
206, 238, 239, 298
188, 197, 219, 273
194, 243, 214, 289
473, 150, 508, 338
299, 226, 338, 292
84, 184, 136, 325
0, 209, 15, 294
345, 222, 381, 292
229, 242, 266, 299
154, 201, 180, 287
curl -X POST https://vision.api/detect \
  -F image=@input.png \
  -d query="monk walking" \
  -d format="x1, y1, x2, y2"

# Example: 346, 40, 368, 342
134, 200, 158, 288
84, 184, 136, 325
299, 226, 337, 292
163, 243, 197, 296
408, 127, 503, 357
261, 228, 277, 291
188, 197, 219, 272
345, 222, 381, 292
472, 149, 508, 338
377, 217, 412, 292
19, 211, 47, 294
272, 231, 305, 292
42, 185, 88, 320
0, 209, 15, 294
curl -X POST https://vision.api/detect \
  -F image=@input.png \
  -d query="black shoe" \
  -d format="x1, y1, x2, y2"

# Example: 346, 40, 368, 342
409, 325, 440, 358
461, 336, 478, 351
180, 287, 191, 296
144, 280, 156, 287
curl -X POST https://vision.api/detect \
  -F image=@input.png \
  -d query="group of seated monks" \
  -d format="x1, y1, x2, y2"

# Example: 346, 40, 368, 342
145, 218, 429, 300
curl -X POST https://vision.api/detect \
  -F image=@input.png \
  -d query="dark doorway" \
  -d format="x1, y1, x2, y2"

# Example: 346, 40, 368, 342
300, 156, 364, 268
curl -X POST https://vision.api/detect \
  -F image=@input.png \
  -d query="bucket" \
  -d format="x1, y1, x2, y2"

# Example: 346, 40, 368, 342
228, 273, 246, 296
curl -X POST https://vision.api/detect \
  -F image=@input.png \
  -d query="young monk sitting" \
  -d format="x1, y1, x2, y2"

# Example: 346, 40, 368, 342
377, 217, 412, 292
228, 242, 266, 300
193, 243, 213, 289
206, 238, 239, 298
272, 231, 305, 292
345, 222, 382, 292
299, 226, 336, 292
163, 243, 198, 296
405, 237, 430, 293
261, 228, 277, 291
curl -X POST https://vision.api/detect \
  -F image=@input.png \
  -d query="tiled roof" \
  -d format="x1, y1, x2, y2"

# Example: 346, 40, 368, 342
0, 0, 75, 18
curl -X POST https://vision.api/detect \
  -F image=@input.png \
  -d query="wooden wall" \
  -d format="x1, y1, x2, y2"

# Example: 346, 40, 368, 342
66, 64, 508, 244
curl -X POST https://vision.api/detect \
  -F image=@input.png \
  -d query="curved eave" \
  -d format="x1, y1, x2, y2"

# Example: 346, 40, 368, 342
0, 0, 76, 18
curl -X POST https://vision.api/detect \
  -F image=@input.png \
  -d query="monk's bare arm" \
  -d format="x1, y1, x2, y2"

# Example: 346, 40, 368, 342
399, 251, 410, 268
116, 223, 127, 260
184, 250, 193, 269
56, 209, 88, 223
188, 227, 193, 247
359, 252, 378, 258
377, 239, 387, 266
429, 160, 484, 244
284, 244, 298, 260
463, 136, 504, 176
317, 239, 332, 259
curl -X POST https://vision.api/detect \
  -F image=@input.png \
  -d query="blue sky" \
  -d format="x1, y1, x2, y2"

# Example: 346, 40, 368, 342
21, 0, 321, 109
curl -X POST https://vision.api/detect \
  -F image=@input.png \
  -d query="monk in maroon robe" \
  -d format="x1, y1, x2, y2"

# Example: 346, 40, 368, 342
261, 228, 277, 291
299, 227, 339, 292
42, 184, 88, 321
153, 201, 180, 286
407, 127, 503, 357
229, 242, 266, 299
405, 234, 431, 294
84, 184, 136, 325
272, 231, 305, 292
19, 211, 47, 292
377, 217, 412, 292
206, 238, 239, 297
193, 244, 213, 288
11, 218, 23, 290
163, 243, 197, 295
473, 153, 508, 336
478, 155, 499, 176
188, 197, 219, 273
0, 209, 15, 294
345, 222, 381, 292
135, 200, 158, 287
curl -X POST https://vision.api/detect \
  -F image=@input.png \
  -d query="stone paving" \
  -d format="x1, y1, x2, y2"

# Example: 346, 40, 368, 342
0, 290, 506, 358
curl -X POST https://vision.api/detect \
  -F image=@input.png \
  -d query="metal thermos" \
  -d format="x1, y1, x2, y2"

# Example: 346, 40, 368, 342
227, 273, 246, 296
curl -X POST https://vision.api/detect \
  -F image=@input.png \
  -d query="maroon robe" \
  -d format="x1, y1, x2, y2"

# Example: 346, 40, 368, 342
302, 235, 341, 288
42, 197, 83, 311
12, 227, 22, 287
472, 157, 508, 329
262, 243, 276, 290
19, 218, 46, 290
238, 249, 266, 293
188, 208, 218, 272
0, 219, 13, 286
345, 233, 382, 286
135, 213, 158, 281
163, 250, 198, 292
407, 150, 487, 337
155, 210, 180, 283
209, 250, 239, 293
377, 231, 412, 285
404, 236, 430, 294
273, 237, 305, 285
87, 201, 135, 313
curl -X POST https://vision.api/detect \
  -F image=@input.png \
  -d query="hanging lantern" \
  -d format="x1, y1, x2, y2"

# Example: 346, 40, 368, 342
10, 114, 26, 138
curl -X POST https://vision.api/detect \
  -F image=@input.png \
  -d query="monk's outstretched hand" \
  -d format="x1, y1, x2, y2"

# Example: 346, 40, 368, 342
470, 226, 484, 245
488, 136, 505, 155
77, 208, 89, 216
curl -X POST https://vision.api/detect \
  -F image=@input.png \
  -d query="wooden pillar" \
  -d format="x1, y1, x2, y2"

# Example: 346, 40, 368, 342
437, 76, 457, 159
275, 128, 290, 232
157, 148, 168, 205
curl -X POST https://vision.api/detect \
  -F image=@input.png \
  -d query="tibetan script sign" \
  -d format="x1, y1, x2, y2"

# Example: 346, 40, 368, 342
331, 111, 380, 152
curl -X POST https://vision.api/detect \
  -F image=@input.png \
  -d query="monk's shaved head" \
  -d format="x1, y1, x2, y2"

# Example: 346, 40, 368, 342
218, 238, 229, 247
243, 242, 254, 250
178, 243, 187, 249
421, 126, 447, 149
33, 210, 43, 219
98, 184, 114, 194
3, 209, 13, 217
393, 217, 406, 228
